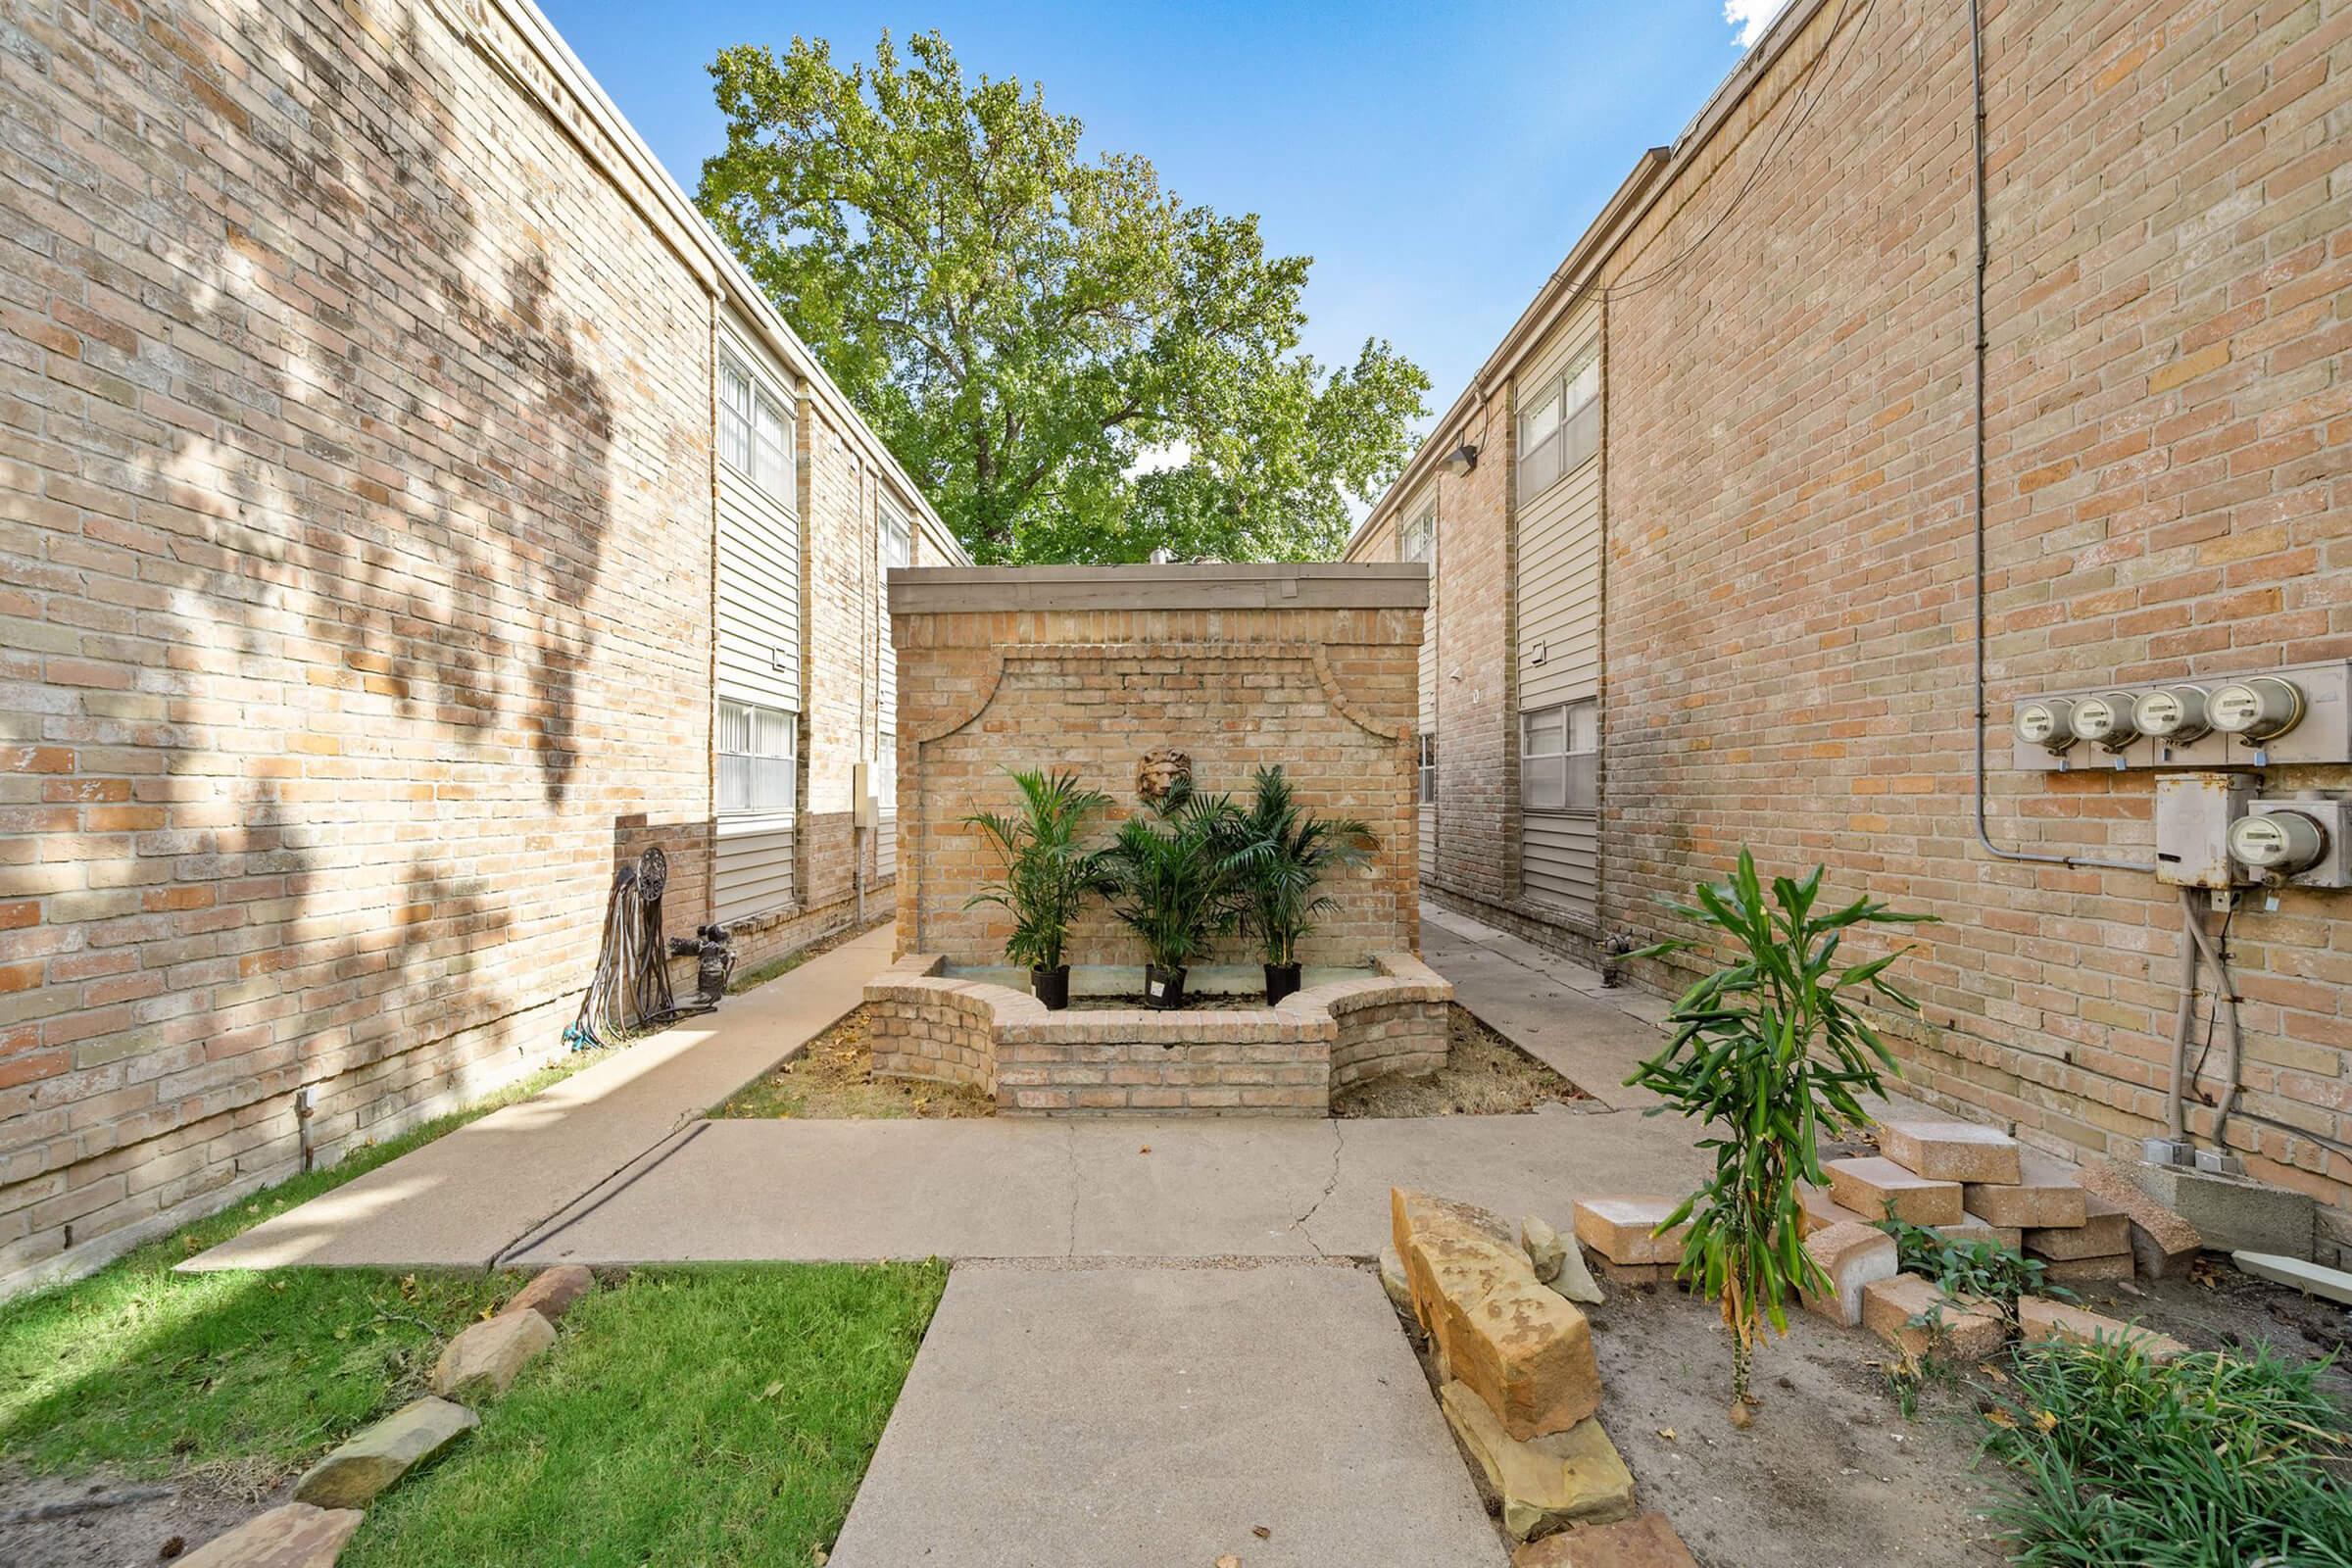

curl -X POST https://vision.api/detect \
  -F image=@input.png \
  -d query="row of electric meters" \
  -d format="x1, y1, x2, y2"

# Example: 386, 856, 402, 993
2010, 661, 2351, 770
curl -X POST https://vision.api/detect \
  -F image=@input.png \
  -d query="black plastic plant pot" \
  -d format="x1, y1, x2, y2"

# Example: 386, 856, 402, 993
1144, 962, 1189, 1009
1031, 964, 1071, 1010
1263, 962, 1302, 1004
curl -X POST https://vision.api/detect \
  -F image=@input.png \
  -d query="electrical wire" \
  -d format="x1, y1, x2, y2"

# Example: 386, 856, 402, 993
2183, 899, 2234, 1094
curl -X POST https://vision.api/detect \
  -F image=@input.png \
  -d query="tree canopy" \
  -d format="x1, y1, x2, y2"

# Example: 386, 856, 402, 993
697, 30, 1430, 564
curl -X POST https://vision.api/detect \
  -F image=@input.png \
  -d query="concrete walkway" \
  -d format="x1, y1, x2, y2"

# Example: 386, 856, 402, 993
827, 1260, 1504, 1568
186, 925, 896, 1272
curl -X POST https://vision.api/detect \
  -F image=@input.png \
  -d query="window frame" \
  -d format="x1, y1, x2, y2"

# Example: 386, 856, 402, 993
1520, 698, 1599, 815
1401, 508, 1436, 564
879, 502, 913, 573
720, 355, 798, 511
1516, 344, 1601, 504
1417, 732, 1438, 806
716, 697, 797, 817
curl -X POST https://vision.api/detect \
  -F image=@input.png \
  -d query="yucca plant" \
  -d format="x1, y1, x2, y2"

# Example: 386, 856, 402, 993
962, 767, 1113, 1007
1219, 765, 1375, 1002
1098, 786, 1242, 1007
1628, 850, 1936, 1425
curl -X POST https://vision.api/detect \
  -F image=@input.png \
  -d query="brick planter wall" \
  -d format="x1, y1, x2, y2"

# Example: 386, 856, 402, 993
864, 953, 1452, 1115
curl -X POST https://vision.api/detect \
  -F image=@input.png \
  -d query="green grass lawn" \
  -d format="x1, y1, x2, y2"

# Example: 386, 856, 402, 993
0, 1054, 606, 1478
343, 1263, 946, 1568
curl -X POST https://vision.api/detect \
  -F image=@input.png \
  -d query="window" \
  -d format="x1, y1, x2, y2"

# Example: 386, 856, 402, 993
1521, 699, 1598, 812
1418, 732, 1438, 805
1517, 346, 1600, 501
718, 359, 754, 474
721, 356, 796, 507
717, 699, 796, 814
879, 503, 912, 571
1401, 509, 1436, 564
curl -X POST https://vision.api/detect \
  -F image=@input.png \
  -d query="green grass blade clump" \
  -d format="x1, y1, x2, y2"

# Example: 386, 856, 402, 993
1984, 1337, 2352, 1566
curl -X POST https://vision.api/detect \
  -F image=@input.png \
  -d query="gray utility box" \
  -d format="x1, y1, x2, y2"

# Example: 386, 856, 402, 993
2154, 773, 2255, 889
2008, 658, 2351, 771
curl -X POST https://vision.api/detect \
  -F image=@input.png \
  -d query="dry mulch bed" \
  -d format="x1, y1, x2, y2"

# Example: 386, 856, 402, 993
1334, 1004, 1588, 1118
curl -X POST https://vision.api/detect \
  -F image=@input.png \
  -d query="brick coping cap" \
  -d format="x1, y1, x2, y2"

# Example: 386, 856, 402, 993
887, 564, 1429, 613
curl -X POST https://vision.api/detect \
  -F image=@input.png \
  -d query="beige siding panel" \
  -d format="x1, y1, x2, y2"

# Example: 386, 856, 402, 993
1521, 813, 1598, 924
1516, 458, 1602, 710
713, 817, 795, 924
716, 484, 800, 710
1419, 803, 1438, 884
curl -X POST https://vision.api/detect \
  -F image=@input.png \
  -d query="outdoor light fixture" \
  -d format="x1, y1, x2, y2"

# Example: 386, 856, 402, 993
1440, 442, 1479, 477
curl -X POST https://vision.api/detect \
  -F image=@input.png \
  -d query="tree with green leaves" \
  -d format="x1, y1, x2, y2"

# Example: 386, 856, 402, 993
697, 30, 1430, 564
1628, 852, 1936, 1426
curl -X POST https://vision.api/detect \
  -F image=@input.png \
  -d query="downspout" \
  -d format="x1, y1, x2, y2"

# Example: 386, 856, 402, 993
1965, 0, 2149, 878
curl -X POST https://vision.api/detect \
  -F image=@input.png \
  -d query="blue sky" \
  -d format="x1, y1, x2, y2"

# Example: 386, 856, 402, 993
543, 0, 1788, 433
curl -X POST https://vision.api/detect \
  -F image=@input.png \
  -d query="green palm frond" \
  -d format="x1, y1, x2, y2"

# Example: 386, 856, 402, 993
960, 767, 1113, 971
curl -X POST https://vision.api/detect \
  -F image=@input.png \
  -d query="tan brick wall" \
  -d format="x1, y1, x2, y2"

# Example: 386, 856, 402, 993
1361, 0, 2352, 1252
891, 590, 1423, 971
0, 0, 936, 1292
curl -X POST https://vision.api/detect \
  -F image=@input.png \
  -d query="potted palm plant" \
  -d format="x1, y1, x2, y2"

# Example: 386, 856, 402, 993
962, 767, 1113, 1010
1099, 786, 1240, 1008
1222, 765, 1375, 1003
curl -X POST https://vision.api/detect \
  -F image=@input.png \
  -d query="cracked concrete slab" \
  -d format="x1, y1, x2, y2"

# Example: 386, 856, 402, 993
825, 1260, 1504, 1568
508, 1103, 1707, 1267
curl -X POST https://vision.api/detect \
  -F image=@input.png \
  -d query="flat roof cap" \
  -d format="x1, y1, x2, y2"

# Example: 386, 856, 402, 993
887, 563, 1429, 613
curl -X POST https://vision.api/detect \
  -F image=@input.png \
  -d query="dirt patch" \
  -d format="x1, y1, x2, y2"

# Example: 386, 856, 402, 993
1391, 1278, 2006, 1566
714, 1006, 996, 1120
1334, 1005, 1588, 1118
0, 1465, 287, 1568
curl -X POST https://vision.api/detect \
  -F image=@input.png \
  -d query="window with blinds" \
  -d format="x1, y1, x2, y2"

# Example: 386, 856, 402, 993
1521, 699, 1598, 812
880, 504, 911, 570
717, 698, 796, 814
718, 360, 754, 475
1517, 346, 1600, 501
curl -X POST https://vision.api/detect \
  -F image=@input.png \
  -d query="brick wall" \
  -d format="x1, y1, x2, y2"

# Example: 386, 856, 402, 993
0, 0, 936, 1292
1600, 0, 2352, 1252
888, 570, 1426, 971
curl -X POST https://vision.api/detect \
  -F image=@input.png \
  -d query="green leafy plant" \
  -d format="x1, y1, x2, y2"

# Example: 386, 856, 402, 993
1628, 851, 1936, 1425
1984, 1337, 2352, 1565
1878, 1216, 2070, 1322
1098, 787, 1243, 973
1219, 765, 1375, 967
962, 768, 1113, 971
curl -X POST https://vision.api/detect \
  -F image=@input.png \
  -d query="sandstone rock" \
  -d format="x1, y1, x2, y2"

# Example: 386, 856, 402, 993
292, 1396, 476, 1508
179, 1503, 364, 1568
1512, 1513, 1701, 1567
1965, 1152, 2087, 1230
2027, 1193, 2131, 1262
1877, 1119, 2023, 1185
1797, 1220, 1898, 1327
1550, 1237, 1605, 1307
2018, 1296, 2187, 1362
1440, 1380, 1636, 1543
1796, 1182, 1871, 1236
503, 1264, 595, 1323
2076, 1158, 2203, 1278
1937, 1213, 2023, 1251
1860, 1274, 2007, 1362
1522, 1215, 1567, 1284
1379, 1245, 1413, 1312
429, 1308, 555, 1403
2040, 1251, 2134, 1285
1394, 1187, 1515, 1252
1824, 1156, 1962, 1227
1570, 1197, 1688, 1266
1396, 1188, 1604, 1439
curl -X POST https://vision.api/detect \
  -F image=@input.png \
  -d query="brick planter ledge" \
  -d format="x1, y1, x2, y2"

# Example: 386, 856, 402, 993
864, 954, 1454, 1115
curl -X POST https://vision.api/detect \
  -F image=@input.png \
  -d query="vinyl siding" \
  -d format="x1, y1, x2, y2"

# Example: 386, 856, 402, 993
1513, 303, 1603, 926
714, 318, 801, 922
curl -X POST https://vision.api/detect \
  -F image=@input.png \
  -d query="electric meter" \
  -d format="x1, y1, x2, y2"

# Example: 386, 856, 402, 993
2014, 699, 2077, 752
2228, 809, 2327, 877
2210, 676, 2304, 740
2069, 691, 2140, 749
2133, 685, 2210, 742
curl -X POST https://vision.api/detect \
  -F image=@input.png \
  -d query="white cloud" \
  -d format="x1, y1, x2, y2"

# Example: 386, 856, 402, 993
1725, 0, 1794, 47
1122, 438, 1192, 479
